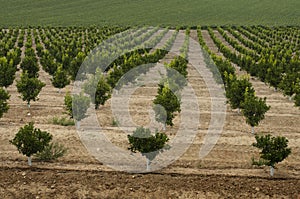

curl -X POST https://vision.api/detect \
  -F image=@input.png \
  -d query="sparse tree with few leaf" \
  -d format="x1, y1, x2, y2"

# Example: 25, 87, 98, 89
16, 72, 45, 108
242, 89, 270, 134
10, 122, 52, 166
128, 127, 169, 171
252, 134, 291, 176
64, 92, 90, 128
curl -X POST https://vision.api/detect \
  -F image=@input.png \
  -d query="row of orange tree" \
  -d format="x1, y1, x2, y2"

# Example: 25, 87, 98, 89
216, 26, 300, 106
200, 26, 291, 176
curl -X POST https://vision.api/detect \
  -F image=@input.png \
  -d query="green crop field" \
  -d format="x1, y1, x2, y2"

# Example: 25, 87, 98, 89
1, 0, 300, 27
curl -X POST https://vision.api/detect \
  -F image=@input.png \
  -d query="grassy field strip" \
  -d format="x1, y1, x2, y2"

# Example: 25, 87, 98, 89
1, 0, 300, 26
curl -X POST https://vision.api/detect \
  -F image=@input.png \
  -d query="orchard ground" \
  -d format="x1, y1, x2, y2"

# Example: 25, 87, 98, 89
0, 29, 300, 198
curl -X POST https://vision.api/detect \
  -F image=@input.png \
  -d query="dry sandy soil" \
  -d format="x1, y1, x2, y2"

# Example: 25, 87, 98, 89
0, 29, 299, 198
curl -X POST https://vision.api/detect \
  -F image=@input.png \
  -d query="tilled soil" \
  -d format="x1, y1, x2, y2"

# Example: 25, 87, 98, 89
1, 167, 299, 199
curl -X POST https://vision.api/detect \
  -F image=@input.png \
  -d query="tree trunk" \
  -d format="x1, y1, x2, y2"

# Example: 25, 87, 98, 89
58, 88, 61, 94
270, 166, 274, 176
289, 96, 292, 101
27, 102, 30, 108
251, 126, 255, 134
237, 108, 240, 114
76, 121, 81, 129
28, 156, 32, 166
146, 158, 150, 171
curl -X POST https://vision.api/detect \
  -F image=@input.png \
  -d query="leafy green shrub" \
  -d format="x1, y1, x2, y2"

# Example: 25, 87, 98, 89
128, 127, 169, 171
16, 71, 45, 108
35, 142, 67, 161
153, 83, 181, 128
52, 64, 70, 92
10, 122, 52, 166
64, 92, 73, 117
242, 90, 270, 134
295, 93, 300, 107
112, 119, 119, 127
252, 134, 291, 176
64, 92, 90, 122
0, 88, 10, 119
251, 156, 268, 166
51, 116, 75, 126
0, 57, 16, 88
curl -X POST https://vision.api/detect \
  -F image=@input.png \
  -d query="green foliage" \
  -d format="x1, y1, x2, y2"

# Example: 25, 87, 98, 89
166, 68, 187, 92
16, 72, 45, 107
167, 56, 188, 78
6, 48, 21, 67
225, 74, 255, 111
83, 68, 102, 99
36, 43, 43, 56
25, 48, 35, 57
0, 88, 10, 119
65, 92, 90, 121
10, 122, 52, 159
20, 56, 39, 78
265, 61, 283, 90
95, 75, 111, 109
112, 118, 119, 127
153, 104, 167, 126
35, 142, 67, 161
0, 57, 16, 88
278, 73, 298, 97
107, 65, 124, 89
295, 93, 300, 107
40, 50, 57, 75
153, 83, 181, 127
241, 89, 270, 128
64, 92, 73, 118
213, 57, 235, 83
69, 52, 86, 80
294, 79, 300, 106
51, 64, 70, 89
128, 127, 169, 161
251, 156, 268, 167
252, 134, 291, 167
51, 116, 75, 126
